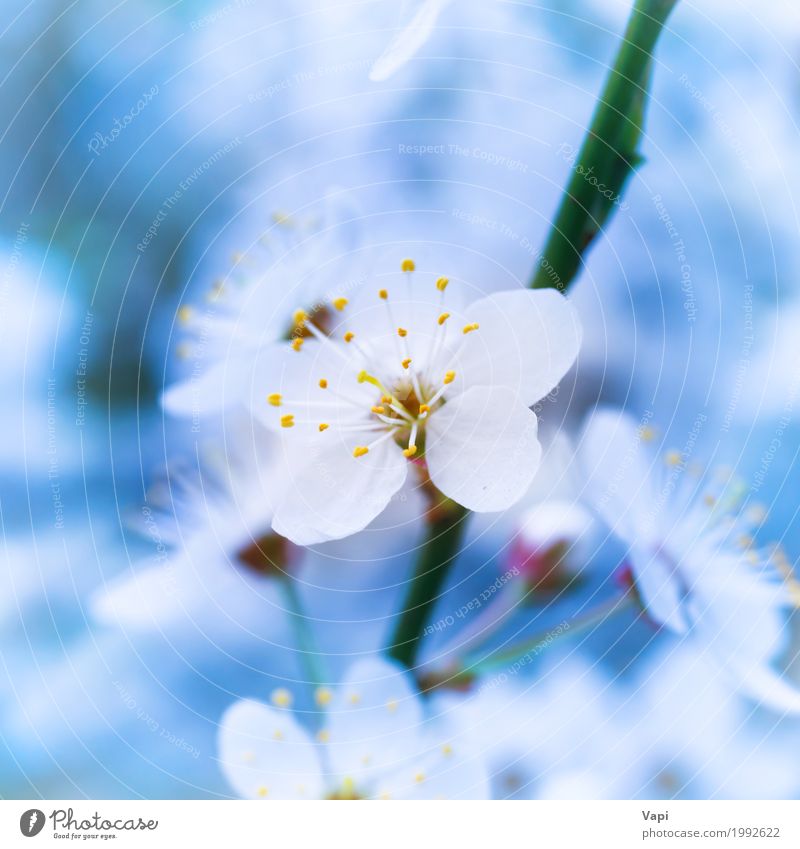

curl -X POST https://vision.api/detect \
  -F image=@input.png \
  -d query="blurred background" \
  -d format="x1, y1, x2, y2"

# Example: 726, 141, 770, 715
1, 0, 799, 799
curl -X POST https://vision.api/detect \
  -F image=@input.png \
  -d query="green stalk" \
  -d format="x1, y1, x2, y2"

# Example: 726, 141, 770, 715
279, 575, 327, 690
533, 0, 678, 291
388, 503, 470, 668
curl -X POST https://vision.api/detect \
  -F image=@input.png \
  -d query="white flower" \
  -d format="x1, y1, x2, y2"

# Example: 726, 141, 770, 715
370, 0, 455, 82
161, 194, 360, 421
253, 260, 581, 544
217, 656, 488, 799
91, 418, 291, 640
580, 408, 800, 712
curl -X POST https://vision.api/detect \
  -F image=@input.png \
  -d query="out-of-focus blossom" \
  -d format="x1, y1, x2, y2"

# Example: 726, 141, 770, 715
218, 655, 488, 799
254, 260, 581, 543
580, 408, 800, 712
370, 0, 455, 82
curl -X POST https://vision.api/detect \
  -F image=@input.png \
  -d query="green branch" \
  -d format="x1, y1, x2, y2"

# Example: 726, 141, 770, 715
533, 0, 678, 291
387, 503, 469, 669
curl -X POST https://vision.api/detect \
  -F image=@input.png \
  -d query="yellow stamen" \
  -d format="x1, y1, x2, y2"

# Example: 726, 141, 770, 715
344, 331, 355, 343
257, 786, 269, 798
273, 729, 284, 741
444, 371, 456, 384
177, 305, 193, 324
463, 322, 479, 334
640, 425, 656, 442
267, 393, 282, 407
371, 405, 385, 414
358, 370, 381, 387
403, 445, 418, 458
378, 289, 388, 300
315, 687, 333, 707
291, 337, 304, 352
317, 729, 330, 743
318, 423, 329, 432
386, 699, 398, 713
436, 276, 449, 292
414, 772, 426, 784
419, 404, 430, 414
397, 327, 408, 338
665, 450, 682, 467
318, 378, 328, 389
271, 688, 292, 707
353, 446, 369, 458
381, 394, 393, 404
401, 258, 415, 272
441, 744, 453, 757
293, 308, 308, 327
332, 297, 348, 311
280, 415, 295, 428
438, 312, 450, 325
401, 358, 412, 369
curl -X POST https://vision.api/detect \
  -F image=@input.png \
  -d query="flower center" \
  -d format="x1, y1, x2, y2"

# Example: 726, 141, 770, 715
269, 260, 479, 462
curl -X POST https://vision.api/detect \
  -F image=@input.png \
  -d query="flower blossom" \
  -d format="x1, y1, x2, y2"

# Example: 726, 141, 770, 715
217, 656, 488, 799
580, 408, 800, 712
254, 260, 581, 544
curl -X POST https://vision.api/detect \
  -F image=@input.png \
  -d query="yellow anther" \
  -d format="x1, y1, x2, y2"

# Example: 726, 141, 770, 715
462, 322, 479, 334
293, 308, 308, 327
315, 687, 333, 707
271, 688, 293, 707
280, 415, 295, 428
353, 446, 369, 458
386, 699, 398, 713
704, 494, 716, 507
267, 393, 282, 407
273, 729, 284, 741
319, 378, 328, 389
348, 693, 361, 705
257, 786, 269, 798
318, 423, 329, 432
403, 445, 418, 458
665, 450, 682, 467
332, 297, 349, 311
317, 729, 330, 743
401, 358, 412, 369
401, 258, 415, 272
419, 404, 430, 415
361, 754, 372, 766
344, 331, 355, 343
381, 394, 393, 404
397, 327, 408, 338
358, 371, 381, 387
378, 288, 388, 300
176, 343, 191, 360
272, 210, 292, 225
291, 337, 304, 352
436, 276, 449, 291
640, 425, 656, 442
441, 744, 453, 757
438, 312, 450, 325
379, 792, 392, 800
371, 405, 385, 414
443, 371, 456, 385
414, 772, 426, 784
738, 534, 754, 549
177, 305, 193, 324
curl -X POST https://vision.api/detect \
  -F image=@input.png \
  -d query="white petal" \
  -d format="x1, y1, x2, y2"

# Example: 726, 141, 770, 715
325, 657, 426, 786
369, 0, 454, 82
578, 408, 659, 543
272, 438, 408, 545
161, 361, 247, 417
425, 386, 542, 512
456, 289, 582, 406
218, 700, 325, 799
375, 733, 491, 800
629, 543, 691, 633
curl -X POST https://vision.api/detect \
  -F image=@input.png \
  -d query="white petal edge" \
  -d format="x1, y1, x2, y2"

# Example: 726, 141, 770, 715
426, 385, 542, 513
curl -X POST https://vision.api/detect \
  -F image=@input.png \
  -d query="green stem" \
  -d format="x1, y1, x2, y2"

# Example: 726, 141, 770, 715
280, 575, 327, 690
532, 0, 678, 291
388, 503, 470, 668
443, 591, 635, 686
